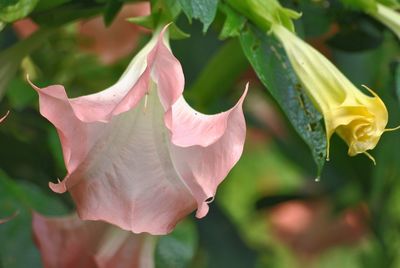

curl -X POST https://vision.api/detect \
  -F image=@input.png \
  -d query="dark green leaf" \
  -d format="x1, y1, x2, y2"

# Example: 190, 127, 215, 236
377, 0, 399, 7
151, 0, 182, 24
127, 14, 155, 29
6, 76, 37, 109
0, 170, 67, 268
178, 0, 219, 33
103, 0, 123, 26
219, 4, 245, 39
327, 17, 384, 52
186, 38, 248, 109
0, 28, 52, 100
169, 23, 190, 39
395, 61, 400, 102
340, 0, 377, 12
0, 0, 38, 23
155, 219, 198, 268
0, 0, 19, 9
33, 0, 70, 12
239, 24, 326, 174
196, 205, 258, 268
297, 0, 332, 38
31, 2, 103, 26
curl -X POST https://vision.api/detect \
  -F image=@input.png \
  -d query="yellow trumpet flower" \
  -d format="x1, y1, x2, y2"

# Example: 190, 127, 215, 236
272, 24, 394, 162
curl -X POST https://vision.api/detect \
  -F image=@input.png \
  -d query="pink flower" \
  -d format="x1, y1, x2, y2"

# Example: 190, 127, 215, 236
32, 212, 155, 268
78, 2, 151, 64
30, 27, 248, 234
269, 200, 367, 258
12, 19, 39, 39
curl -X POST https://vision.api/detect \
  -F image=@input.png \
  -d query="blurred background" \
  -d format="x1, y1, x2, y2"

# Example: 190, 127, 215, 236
0, 0, 400, 267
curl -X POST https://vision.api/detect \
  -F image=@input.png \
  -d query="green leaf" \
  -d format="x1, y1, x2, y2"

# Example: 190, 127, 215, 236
327, 16, 384, 52
297, 0, 332, 38
0, 0, 19, 9
31, 2, 103, 26
395, 62, 400, 102
6, 76, 37, 109
0, 28, 52, 100
155, 219, 198, 268
219, 4, 245, 39
128, 12, 189, 37
151, 0, 181, 23
169, 23, 190, 39
178, 0, 219, 33
33, 0, 70, 12
103, 0, 123, 26
340, 0, 378, 12
127, 14, 155, 29
196, 206, 258, 268
0, 170, 68, 268
186, 38, 248, 109
225, 0, 301, 32
239, 24, 326, 174
377, 0, 400, 7
0, 0, 39, 23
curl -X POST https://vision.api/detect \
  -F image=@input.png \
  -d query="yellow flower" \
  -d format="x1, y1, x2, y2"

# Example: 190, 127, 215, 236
371, 3, 400, 40
271, 24, 393, 162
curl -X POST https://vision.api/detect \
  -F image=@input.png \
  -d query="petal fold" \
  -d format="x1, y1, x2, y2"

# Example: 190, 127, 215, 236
32, 212, 155, 268
165, 84, 247, 147
168, 84, 248, 217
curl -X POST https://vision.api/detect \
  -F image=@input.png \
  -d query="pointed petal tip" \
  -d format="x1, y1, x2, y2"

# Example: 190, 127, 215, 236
244, 81, 250, 91
158, 23, 172, 42
239, 82, 250, 104
26, 74, 40, 91
0, 110, 10, 123
360, 84, 381, 99
231, 82, 249, 111
163, 22, 173, 30
49, 180, 67, 193
169, 82, 248, 148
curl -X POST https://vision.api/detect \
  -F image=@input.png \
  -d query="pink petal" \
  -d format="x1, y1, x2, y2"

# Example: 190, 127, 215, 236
72, 25, 183, 122
32, 212, 155, 268
12, 19, 39, 39
166, 84, 248, 147
167, 84, 248, 217
32, 212, 107, 268
78, 2, 151, 65
94, 229, 155, 268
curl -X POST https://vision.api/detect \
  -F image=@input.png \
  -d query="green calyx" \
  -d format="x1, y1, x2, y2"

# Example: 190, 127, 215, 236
224, 0, 301, 32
